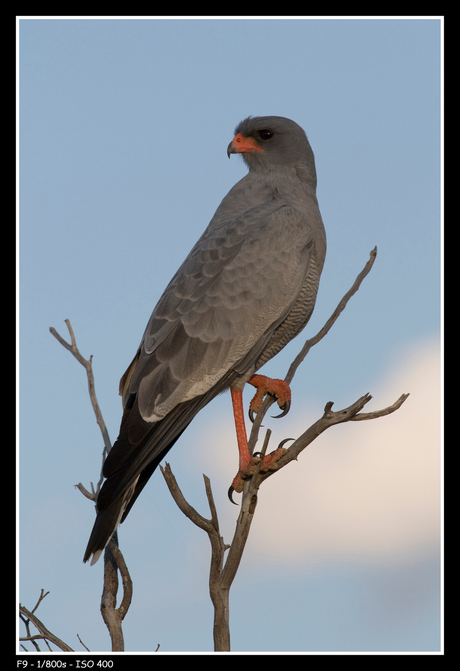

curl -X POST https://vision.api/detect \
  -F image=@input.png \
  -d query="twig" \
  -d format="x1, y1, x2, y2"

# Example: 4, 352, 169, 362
50, 319, 112, 497
31, 588, 50, 613
255, 393, 409, 488
247, 247, 408, 476
248, 248, 379, 448
285, 246, 378, 385
77, 633, 91, 652
75, 481, 97, 501
19, 592, 74, 652
160, 464, 216, 535
349, 393, 410, 420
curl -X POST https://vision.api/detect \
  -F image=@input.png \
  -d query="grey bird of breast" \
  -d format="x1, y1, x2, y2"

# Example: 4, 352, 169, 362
83, 116, 327, 565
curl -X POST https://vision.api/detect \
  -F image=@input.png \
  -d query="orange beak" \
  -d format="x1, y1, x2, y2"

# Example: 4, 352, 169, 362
227, 133, 264, 157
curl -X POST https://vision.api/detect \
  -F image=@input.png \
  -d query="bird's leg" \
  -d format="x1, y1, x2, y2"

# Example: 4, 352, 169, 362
230, 388, 259, 479
229, 387, 288, 500
248, 374, 291, 421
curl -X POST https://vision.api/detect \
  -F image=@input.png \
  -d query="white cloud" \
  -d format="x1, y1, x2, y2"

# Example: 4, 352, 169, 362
200, 338, 441, 567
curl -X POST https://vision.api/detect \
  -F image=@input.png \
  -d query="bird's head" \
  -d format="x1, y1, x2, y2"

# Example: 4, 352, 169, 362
227, 115, 317, 185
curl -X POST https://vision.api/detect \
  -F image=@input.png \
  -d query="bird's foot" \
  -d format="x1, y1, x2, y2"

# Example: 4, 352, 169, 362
229, 445, 288, 500
248, 374, 292, 422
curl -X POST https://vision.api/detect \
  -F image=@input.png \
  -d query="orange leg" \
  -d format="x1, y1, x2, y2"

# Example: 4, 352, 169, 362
229, 377, 290, 498
231, 388, 252, 476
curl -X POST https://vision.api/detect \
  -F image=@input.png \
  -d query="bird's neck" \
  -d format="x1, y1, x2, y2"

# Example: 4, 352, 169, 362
251, 166, 318, 203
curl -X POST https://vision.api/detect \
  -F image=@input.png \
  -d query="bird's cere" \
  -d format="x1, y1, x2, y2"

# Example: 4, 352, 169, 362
227, 133, 264, 156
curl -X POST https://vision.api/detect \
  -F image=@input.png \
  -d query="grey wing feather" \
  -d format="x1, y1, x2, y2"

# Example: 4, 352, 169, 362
124, 199, 315, 422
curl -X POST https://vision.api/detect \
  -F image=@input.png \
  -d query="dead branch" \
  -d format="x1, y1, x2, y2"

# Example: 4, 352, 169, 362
245, 249, 409, 483
159, 389, 409, 650
349, 393, 410, 421
19, 591, 74, 652
50, 319, 112, 498
161, 464, 231, 650
100, 534, 133, 651
247, 247, 379, 454
77, 633, 91, 652
285, 246, 378, 385
161, 429, 279, 651
255, 393, 409, 489
50, 320, 132, 652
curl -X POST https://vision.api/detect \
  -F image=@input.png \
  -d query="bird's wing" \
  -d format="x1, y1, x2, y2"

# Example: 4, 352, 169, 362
123, 198, 315, 423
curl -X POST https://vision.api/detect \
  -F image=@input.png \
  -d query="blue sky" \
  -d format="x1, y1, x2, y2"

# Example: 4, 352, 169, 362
18, 17, 442, 654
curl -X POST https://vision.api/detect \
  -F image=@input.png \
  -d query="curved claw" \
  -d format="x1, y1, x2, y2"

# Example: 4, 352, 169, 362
272, 399, 291, 419
228, 485, 239, 505
249, 408, 264, 425
277, 437, 295, 450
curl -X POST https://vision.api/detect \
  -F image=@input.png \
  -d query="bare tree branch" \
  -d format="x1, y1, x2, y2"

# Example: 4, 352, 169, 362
75, 481, 97, 501
285, 246, 378, 386
31, 588, 49, 613
160, 464, 216, 535
50, 320, 133, 652
161, 464, 232, 650
19, 591, 74, 652
161, 429, 277, 651
50, 319, 112, 497
247, 247, 379, 454
77, 633, 91, 652
159, 386, 409, 650
349, 393, 410, 421
245, 250, 408, 485
255, 393, 409, 490
100, 534, 133, 651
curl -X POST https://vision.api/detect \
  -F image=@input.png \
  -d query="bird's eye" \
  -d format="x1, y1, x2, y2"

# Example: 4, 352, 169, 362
258, 129, 274, 141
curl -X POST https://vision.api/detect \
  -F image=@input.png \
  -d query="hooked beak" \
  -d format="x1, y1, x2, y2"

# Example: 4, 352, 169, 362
227, 133, 264, 158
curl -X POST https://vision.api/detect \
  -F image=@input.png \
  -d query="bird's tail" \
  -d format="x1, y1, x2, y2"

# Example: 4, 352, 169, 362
83, 479, 139, 565
83, 372, 237, 565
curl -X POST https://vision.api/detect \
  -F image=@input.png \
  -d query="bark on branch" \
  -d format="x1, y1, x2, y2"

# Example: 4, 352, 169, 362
100, 534, 133, 652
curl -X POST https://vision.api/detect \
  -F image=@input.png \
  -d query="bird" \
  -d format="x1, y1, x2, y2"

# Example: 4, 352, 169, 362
83, 115, 327, 565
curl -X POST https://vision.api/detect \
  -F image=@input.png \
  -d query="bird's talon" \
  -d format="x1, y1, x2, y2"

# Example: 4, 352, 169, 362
272, 399, 291, 419
277, 438, 295, 450
228, 485, 239, 505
